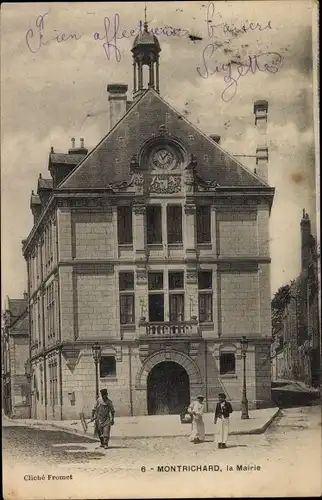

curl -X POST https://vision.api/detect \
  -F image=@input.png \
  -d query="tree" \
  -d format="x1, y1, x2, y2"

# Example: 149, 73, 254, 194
271, 283, 292, 334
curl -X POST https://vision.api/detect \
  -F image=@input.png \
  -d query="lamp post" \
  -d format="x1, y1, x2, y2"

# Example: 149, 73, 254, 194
92, 343, 101, 400
240, 336, 249, 420
24, 359, 32, 419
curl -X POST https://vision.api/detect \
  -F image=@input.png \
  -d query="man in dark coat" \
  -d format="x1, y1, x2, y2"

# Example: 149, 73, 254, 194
214, 393, 233, 449
92, 389, 115, 449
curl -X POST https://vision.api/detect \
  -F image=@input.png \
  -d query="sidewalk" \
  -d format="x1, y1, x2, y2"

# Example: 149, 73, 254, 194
3, 407, 280, 441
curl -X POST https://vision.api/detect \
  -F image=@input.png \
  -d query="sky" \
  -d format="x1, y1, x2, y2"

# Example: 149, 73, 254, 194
1, 1, 319, 305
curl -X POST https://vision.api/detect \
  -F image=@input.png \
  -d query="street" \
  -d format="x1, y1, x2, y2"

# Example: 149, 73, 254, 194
3, 405, 321, 498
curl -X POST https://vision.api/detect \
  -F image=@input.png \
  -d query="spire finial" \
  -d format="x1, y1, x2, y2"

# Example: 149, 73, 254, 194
144, 2, 148, 31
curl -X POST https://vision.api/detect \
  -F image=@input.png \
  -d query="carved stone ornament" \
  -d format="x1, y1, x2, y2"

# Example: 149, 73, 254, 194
194, 175, 219, 191
130, 154, 140, 172
149, 174, 181, 194
184, 203, 196, 215
186, 270, 197, 283
137, 270, 148, 284
132, 172, 145, 194
157, 124, 170, 136
189, 342, 201, 359
133, 204, 146, 215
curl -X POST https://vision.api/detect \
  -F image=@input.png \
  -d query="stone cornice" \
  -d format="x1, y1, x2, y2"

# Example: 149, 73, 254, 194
30, 339, 139, 361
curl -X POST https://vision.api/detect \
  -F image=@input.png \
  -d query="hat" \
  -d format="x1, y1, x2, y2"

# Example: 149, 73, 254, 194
196, 394, 205, 400
100, 388, 108, 396
218, 392, 226, 398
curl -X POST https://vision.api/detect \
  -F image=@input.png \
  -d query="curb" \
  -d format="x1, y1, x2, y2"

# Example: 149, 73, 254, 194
3, 408, 280, 440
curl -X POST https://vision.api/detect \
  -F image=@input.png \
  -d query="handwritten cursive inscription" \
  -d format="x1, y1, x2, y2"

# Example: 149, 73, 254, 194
25, 13, 83, 54
93, 14, 136, 62
206, 1, 272, 39
197, 43, 283, 101
25, 12, 186, 62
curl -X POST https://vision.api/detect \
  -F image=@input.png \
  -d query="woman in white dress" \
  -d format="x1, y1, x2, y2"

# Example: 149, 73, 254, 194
187, 395, 205, 444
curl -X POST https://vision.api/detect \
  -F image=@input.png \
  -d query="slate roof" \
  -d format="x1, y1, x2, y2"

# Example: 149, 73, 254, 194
59, 89, 269, 190
38, 178, 53, 190
7, 298, 27, 319
50, 153, 87, 165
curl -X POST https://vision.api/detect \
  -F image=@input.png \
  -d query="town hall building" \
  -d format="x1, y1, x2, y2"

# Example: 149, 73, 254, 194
22, 21, 275, 420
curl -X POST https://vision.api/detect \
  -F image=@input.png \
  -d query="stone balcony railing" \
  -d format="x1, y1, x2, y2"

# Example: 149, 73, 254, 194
138, 316, 201, 338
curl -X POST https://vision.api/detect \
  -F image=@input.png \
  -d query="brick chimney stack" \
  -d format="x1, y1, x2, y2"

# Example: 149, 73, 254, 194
300, 209, 311, 273
107, 84, 128, 129
254, 100, 269, 183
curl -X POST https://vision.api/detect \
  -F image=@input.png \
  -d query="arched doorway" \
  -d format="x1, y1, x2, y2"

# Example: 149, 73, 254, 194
147, 361, 190, 415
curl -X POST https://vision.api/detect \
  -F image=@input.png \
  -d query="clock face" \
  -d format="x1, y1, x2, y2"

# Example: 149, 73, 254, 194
151, 149, 176, 170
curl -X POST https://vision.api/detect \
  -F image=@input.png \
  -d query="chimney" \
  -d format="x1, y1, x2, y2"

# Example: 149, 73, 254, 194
68, 137, 88, 155
301, 209, 311, 273
209, 134, 221, 144
254, 100, 269, 183
107, 84, 128, 129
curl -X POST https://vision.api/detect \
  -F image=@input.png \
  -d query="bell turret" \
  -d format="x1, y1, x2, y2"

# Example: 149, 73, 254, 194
131, 7, 161, 99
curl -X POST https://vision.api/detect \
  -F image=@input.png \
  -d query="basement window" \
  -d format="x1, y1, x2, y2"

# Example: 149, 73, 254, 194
100, 356, 116, 378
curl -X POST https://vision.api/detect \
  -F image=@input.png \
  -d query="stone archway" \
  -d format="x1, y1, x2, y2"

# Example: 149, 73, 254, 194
147, 361, 190, 415
135, 350, 203, 414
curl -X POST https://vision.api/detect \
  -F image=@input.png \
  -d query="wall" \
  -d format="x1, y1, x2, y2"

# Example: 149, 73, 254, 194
255, 341, 272, 408
72, 211, 115, 260
76, 271, 117, 339
216, 210, 258, 257
61, 345, 136, 419
219, 270, 260, 336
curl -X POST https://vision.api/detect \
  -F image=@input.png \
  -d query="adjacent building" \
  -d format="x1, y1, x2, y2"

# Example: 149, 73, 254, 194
271, 210, 320, 387
22, 23, 275, 420
2, 295, 30, 418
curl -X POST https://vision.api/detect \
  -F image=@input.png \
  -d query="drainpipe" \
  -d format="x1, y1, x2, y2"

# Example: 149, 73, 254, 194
204, 340, 209, 412
129, 345, 134, 416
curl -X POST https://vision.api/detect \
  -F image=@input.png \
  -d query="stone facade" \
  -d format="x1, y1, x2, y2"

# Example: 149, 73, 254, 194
2, 296, 30, 418
23, 193, 274, 418
271, 211, 320, 387
22, 27, 275, 420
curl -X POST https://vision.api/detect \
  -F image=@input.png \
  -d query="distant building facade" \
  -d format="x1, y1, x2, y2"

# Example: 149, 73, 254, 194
271, 210, 320, 387
22, 24, 275, 420
2, 295, 30, 418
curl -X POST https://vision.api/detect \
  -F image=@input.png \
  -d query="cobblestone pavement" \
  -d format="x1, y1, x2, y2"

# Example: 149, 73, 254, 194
3, 406, 321, 498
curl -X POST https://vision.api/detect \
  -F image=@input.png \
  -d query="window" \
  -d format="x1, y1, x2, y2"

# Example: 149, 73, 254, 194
146, 205, 162, 244
100, 356, 116, 377
198, 271, 213, 323
148, 272, 164, 322
117, 206, 133, 244
169, 271, 184, 321
167, 205, 182, 244
49, 360, 58, 406
46, 282, 55, 340
196, 206, 211, 243
169, 271, 184, 290
119, 272, 134, 324
220, 353, 236, 375
148, 272, 163, 290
